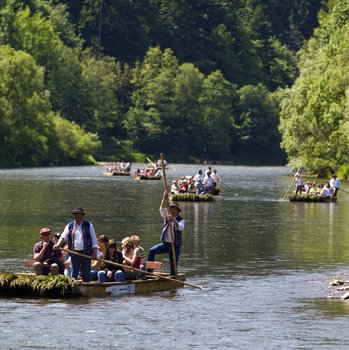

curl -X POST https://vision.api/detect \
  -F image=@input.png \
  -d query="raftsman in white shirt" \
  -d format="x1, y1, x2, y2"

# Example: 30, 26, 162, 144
159, 207, 185, 243
61, 221, 98, 251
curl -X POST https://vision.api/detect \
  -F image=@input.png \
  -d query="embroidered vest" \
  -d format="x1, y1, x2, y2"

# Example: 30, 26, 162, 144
161, 215, 184, 247
67, 220, 93, 255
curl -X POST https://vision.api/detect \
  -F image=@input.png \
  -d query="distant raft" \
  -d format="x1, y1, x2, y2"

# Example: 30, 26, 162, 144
103, 171, 131, 176
133, 173, 162, 180
288, 194, 337, 202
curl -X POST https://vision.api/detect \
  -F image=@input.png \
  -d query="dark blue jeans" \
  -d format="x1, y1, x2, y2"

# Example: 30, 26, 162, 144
71, 254, 92, 282
147, 241, 180, 276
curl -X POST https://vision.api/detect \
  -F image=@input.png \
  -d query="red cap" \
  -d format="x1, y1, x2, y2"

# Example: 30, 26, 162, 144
39, 227, 51, 235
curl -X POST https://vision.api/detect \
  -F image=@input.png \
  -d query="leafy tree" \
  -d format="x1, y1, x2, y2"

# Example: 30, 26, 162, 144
279, 0, 349, 174
49, 113, 101, 165
235, 84, 284, 163
169, 63, 204, 158
0, 44, 101, 166
125, 47, 179, 153
199, 70, 237, 159
80, 52, 121, 135
79, 0, 154, 61
0, 45, 51, 166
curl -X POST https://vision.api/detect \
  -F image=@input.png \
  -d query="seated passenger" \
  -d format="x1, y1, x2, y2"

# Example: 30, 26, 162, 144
90, 234, 108, 281
179, 179, 188, 193
98, 239, 125, 283
33, 228, 64, 276
62, 244, 72, 277
187, 177, 195, 193
170, 180, 179, 194
321, 183, 331, 198
130, 235, 146, 269
304, 181, 312, 194
122, 237, 141, 280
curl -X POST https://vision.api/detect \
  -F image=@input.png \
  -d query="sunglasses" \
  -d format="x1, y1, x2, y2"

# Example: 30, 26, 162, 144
40, 233, 51, 236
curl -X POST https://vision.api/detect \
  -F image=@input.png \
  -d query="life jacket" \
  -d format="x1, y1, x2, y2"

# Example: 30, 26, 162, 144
67, 220, 93, 255
161, 215, 184, 247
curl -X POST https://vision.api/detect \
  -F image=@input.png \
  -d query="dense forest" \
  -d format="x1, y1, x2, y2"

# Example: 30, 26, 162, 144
0, 0, 348, 175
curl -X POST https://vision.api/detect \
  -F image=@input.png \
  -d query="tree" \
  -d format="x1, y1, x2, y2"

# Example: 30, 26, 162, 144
125, 47, 179, 153
235, 84, 284, 164
199, 70, 237, 159
279, 0, 349, 174
0, 45, 51, 166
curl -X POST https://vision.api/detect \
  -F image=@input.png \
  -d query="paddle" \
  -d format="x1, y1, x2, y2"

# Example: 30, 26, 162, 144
61, 248, 202, 290
283, 162, 302, 199
160, 152, 178, 276
146, 157, 156, 168
340, 188, 349, 194
24, 259, 36, 267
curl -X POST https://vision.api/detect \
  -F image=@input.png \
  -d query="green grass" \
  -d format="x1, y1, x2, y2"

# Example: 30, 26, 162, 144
288, 194, 332, 202
171, 193, 215, 202
0, 273, 81, 298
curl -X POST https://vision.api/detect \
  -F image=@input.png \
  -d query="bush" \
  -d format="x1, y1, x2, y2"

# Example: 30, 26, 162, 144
337, 164, 349, 180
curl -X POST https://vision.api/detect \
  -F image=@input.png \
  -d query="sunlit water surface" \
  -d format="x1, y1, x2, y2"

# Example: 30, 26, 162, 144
0, 164, 349, 349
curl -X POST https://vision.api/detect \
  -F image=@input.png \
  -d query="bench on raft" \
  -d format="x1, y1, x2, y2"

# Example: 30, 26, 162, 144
23, 259, 163, 270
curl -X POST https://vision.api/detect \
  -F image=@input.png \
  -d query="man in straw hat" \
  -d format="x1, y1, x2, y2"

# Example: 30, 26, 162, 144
147, 191, 185, 276
54, 208, 98, 282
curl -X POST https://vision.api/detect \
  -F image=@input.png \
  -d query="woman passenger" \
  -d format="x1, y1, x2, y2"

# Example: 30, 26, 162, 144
122, 237, 141, 280
90, 234, 108, 281
98, 239, 125, 283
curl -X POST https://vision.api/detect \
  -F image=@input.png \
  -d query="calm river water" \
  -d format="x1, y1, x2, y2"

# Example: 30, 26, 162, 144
0, 164, 349, 349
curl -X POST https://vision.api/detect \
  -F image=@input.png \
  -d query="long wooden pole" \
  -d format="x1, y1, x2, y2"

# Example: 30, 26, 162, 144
61, 248, 202, 290
283, 162, 302, 199
160, 153, 178, 276
146, 157, 156, 168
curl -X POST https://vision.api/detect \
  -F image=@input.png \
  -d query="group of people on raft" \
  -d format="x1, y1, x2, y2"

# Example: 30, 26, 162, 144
294, 173, 341, 199
105, 161, 131, 173
170, 167, 222, 195
32, 190, 184, 281
135, 159, 167, 177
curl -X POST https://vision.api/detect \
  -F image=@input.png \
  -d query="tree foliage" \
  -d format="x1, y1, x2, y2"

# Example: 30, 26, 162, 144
0, 0, 330, 167
280, 0, 349, 174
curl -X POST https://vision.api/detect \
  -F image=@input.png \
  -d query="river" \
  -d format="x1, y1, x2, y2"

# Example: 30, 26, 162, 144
0, 164, 348, 349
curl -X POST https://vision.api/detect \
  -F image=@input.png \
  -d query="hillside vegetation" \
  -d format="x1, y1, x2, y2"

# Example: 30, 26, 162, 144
3, 0, 344, 172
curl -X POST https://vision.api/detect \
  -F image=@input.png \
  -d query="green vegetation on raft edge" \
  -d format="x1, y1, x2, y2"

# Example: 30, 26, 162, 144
0, 273, 81, 298
171, 194, 215, 202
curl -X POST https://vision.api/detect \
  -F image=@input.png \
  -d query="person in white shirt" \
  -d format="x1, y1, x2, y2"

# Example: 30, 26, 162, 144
203, 172, 214, 194
170, 180, 179, 194
54, 208, 98, 282
193, 170, 204, 194
320, 184, 331, 198
329, 174, 341, 198
211, 169, 222, 187
294, 173, 303, 194
147, 191, 185, 276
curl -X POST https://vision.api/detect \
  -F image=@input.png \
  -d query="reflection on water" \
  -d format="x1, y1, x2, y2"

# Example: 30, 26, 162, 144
0, 165, 349, 349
